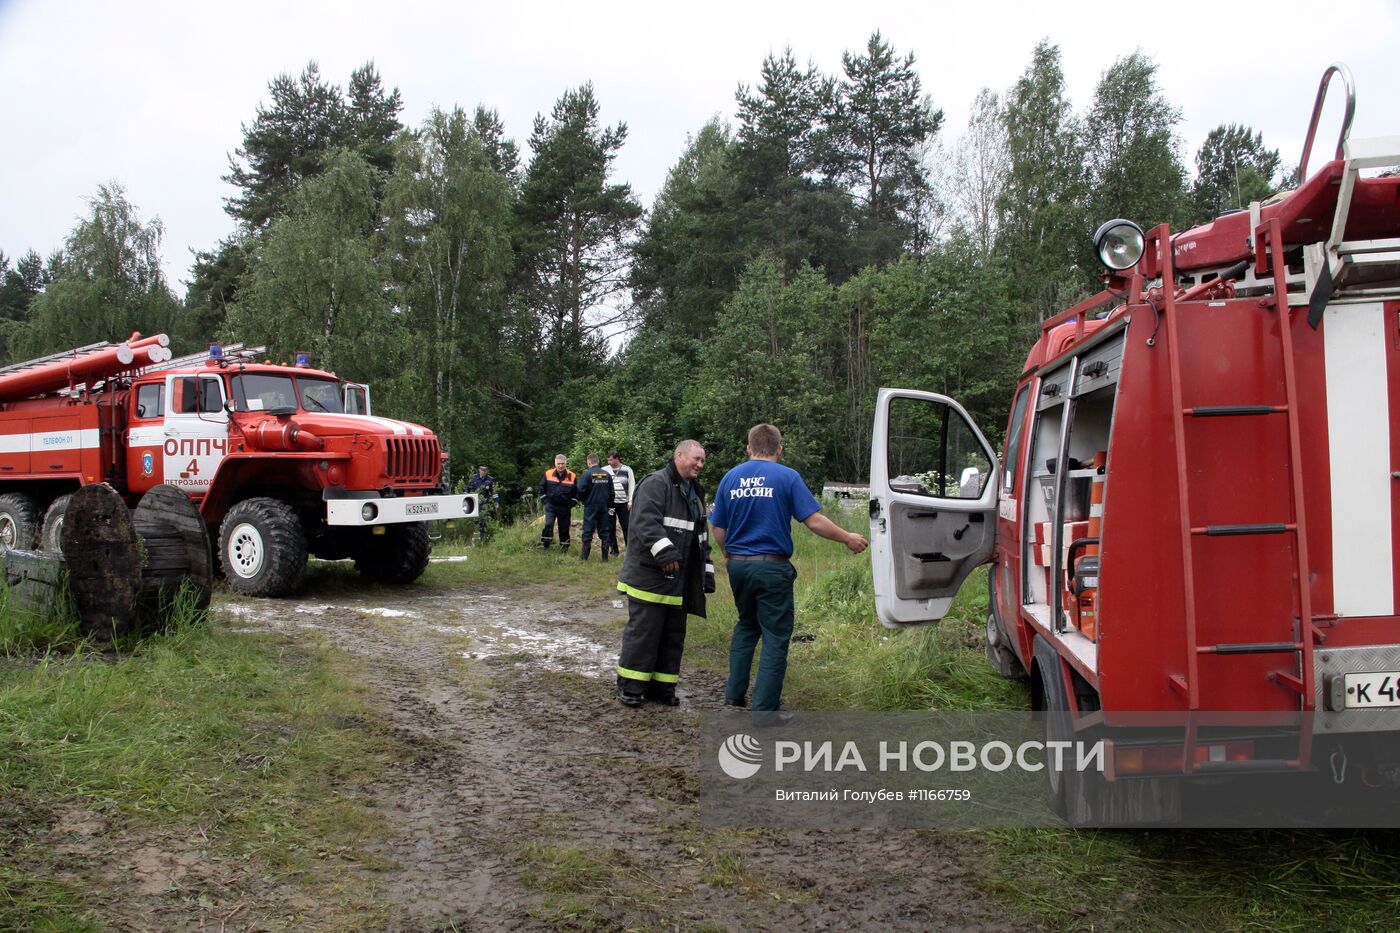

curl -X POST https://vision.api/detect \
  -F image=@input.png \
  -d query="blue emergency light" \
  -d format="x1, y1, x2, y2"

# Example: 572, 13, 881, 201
209, 343, 224, 361
295, 352, 311, 367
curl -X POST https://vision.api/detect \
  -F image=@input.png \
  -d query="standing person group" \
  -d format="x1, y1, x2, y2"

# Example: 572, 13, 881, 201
614, 440, 714, 706
605, 451, 634, 556
708, 423, 867, 723
538, 454, 577, 551
609, 424, 865, 718
575, 453, 616, 561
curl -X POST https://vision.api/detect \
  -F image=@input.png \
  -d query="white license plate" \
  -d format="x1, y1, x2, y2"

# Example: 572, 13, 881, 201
1342, 671, 1400, 708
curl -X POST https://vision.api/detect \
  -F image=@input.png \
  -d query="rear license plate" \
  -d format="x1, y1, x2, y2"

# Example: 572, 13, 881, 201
1342, 671, 1400, 708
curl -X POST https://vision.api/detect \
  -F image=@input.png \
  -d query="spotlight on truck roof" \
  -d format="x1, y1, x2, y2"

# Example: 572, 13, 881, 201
1093, 219, 1145, 272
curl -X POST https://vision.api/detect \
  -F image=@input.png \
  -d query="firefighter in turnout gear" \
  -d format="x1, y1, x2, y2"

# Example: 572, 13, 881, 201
538, 454, 578, 550
575, 453, 616, 560
615, 440, 715, 706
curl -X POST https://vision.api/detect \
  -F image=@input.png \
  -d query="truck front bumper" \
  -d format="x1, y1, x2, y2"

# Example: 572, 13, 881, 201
325, 492, 478, 526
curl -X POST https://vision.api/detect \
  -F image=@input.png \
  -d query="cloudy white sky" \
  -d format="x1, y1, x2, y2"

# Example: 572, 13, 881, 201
1, 0, 1396, 293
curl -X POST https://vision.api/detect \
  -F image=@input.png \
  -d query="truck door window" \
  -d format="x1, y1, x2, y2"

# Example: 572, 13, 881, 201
887, 396, 993, 499
199, 376, 225, 414
135, 383, 163, 419
1002, 385, 1032, 494
173, 377, 199, 414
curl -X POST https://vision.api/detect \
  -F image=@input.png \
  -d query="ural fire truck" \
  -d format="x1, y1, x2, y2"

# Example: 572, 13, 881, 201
0, 336, 475, 597
868, 64, 1400, 823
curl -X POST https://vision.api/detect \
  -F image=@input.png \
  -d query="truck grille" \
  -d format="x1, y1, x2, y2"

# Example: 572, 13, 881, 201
386, 437, 440, 484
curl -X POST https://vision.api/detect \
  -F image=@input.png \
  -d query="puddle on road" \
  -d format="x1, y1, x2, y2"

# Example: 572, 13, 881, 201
222, 591, 616, 678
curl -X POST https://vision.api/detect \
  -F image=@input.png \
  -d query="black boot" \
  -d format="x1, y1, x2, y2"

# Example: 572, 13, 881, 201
580, 541, 592, 560
600, 547, 610, 562
539, 538, 551, 551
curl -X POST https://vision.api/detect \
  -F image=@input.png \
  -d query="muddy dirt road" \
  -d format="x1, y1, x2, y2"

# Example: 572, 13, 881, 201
220, 576, 1022, 932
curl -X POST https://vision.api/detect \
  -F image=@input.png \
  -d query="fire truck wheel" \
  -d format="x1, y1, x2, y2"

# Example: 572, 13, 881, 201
0, 492, 41, 551
39, 494, 72, 552
355, 522, 431, 585
1034, 635, 1180, 826
986, 571, 1027, 679
219, 498, 307, 597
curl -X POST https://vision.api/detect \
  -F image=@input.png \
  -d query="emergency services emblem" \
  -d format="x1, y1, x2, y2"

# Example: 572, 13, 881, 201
142, 451, 154, 476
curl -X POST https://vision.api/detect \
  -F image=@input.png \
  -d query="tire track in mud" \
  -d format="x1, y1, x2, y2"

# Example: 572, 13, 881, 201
228, 583, 1027, 931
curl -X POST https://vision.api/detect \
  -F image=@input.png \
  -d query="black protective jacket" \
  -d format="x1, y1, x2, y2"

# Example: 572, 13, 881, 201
616, 461, 715, 615
539, 468, 578, 509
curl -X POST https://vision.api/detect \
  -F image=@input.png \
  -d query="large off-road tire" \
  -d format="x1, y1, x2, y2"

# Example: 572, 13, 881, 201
39, 493, 72, 552
219, 498, 307, 597
0, 492, 41, 551
355, 522, 431, 585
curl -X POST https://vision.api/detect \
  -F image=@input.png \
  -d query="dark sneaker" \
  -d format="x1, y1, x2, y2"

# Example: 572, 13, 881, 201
724, 696, 748, 708
791, 632, 816, 643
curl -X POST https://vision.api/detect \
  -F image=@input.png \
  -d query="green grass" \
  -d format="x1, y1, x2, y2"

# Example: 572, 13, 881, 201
0, 603, 392, 929
417, 517, 629, 601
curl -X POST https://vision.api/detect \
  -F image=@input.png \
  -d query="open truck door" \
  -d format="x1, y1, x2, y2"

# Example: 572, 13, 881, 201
343, 382, 371, 416
870, 388, 999, 628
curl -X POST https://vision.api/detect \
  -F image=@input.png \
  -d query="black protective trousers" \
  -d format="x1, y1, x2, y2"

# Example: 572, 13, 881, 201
541, 502, 571, 547
616, 598, 687, 700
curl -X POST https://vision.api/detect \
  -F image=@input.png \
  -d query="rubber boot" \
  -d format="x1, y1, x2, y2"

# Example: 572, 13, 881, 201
600, 546, 610, 562
580, 540, 592, 560
539, 538, 552, 551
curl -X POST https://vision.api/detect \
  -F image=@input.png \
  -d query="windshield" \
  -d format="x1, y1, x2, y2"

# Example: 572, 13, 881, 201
298, 378, 343, 413
229, 374, 345, 414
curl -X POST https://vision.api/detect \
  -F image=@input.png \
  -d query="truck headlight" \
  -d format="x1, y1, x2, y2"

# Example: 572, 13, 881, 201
361, 502, 379, 522
1093, 219, 1145, 271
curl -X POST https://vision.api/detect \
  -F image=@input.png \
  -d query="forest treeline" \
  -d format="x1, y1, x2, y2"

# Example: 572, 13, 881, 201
0, 36, 1285, 489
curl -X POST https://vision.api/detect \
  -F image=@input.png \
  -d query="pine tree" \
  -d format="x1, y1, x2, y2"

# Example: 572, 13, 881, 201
828, 31, 942, 264
516, 83, 641, 368
733, 49, 853, 281
1192, 123, 1281, 223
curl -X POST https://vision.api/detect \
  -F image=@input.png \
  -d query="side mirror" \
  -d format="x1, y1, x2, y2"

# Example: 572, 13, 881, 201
959, 467, 982, 498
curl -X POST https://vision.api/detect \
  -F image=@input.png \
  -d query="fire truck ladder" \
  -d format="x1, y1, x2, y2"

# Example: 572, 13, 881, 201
0, 341, 116, 376
1158, 220, 1317, 775
137, 344, 267, 374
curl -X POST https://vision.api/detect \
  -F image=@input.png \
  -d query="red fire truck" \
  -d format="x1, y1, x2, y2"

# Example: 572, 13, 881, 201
869, 64, 1400, 823
0, 337, 475, 597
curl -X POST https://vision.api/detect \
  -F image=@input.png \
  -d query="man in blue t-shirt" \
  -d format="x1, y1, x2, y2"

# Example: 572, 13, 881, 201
708, 423, 868, 723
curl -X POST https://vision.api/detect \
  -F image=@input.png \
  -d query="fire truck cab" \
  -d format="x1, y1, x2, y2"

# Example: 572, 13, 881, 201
869, 64, 1400, 823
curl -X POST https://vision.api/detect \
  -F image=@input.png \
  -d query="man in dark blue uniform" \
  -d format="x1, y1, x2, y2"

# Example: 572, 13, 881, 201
575, 453, 616, 561
709, 423, 867, 722
538, 454, 577, 551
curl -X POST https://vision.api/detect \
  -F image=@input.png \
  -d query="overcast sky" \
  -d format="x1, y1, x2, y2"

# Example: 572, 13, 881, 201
1, 0, 1397, 292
